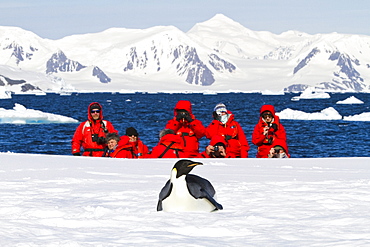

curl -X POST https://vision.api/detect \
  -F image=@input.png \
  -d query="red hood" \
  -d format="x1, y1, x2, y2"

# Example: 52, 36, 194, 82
173, 100, 193, 116
273, 138, 289, 154
118, 135, 130, 146
260, 105, 276, 116
259, 104, 281, 125
160, 133, 183, 144
88, 102, 103, 122
210, 135, 227, 147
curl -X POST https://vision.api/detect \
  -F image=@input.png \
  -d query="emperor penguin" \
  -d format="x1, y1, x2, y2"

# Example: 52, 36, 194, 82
157, 159, 223, 212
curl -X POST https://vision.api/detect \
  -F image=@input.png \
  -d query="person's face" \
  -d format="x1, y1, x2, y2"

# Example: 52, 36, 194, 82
217, 145, 226, 157
213, 145, 226, 157
217, 110, 227, 116
91, 109, 100, 120
128, 135, 137, 142
262, 112, 273, 123
107, 139, 118, 150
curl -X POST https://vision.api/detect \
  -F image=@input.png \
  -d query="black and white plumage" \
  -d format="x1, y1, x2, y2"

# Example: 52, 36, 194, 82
157, 159, 223, 212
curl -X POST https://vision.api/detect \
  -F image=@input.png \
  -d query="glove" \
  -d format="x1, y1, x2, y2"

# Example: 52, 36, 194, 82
176, 112, 184, 121
176, 111, 192, 122
73, 152, 81, 156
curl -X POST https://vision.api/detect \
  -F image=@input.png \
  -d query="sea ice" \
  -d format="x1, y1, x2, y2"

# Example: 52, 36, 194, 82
0, 103, 78, 124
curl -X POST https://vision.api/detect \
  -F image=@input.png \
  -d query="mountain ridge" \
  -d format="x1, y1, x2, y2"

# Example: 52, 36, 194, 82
0, 14, 369, 94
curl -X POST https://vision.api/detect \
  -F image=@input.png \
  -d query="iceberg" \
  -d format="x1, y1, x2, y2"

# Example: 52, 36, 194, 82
291, 88, 330, 101
277, 107, 342, 120
343, 112, 370, 121
336, 96, 364, 104
261, 90, 285, 95
0, 103, 79, 124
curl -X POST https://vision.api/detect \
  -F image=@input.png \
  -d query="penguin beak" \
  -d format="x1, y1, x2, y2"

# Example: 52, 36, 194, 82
187, 162, 203, 167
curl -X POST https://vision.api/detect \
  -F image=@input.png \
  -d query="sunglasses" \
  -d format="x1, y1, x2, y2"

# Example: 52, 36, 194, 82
262, 113, 272, 118
216, 110, 227, 116
91, 110, 101, 113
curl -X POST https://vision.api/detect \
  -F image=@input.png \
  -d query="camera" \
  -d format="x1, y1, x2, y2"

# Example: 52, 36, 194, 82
211, 145, 222, 158
179, 112, 187, 118
274, 149, 280, 154
92, 134, 99, 142
269, 123, 278, 131
92, 134, 106, 144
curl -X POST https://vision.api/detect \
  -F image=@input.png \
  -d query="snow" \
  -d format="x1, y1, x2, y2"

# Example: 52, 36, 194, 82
336, 96, 364, 104
1, 152, 370, 246
343, 112, 370, 121
0, 103, 78, 124
291, 88, 331, 101
277, 107, 342, 120
0, 89, 11, 99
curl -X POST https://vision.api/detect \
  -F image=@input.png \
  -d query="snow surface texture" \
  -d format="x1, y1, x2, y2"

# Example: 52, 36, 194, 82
0, 103, 78, 124
1, 153, 370, 246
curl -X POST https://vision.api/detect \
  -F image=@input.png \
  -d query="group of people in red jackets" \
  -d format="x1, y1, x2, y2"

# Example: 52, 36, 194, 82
71, 100, 290, 159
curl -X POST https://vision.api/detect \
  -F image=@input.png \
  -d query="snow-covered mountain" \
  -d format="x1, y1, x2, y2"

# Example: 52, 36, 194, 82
0, 14, 370, 93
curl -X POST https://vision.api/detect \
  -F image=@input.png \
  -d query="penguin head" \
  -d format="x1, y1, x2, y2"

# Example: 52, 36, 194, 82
173, 159, 203, 178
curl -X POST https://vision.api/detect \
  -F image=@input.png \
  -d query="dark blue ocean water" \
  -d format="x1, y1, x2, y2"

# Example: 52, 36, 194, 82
0, 92, 369, 158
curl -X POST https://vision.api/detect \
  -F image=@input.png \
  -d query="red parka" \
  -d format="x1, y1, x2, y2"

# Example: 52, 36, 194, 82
71, 102, 118, 157
128, 138, 150, 158
206, 111, 250, 158
109, 136, 136, 158
252, 105, 287, 158
165, 100, 206, 158
149, 133, 186, 158
268, 138, 290, 158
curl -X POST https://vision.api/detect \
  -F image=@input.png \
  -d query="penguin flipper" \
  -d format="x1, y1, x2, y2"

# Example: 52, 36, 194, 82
201, 188, 223, 211
157, 180, 172, 211
186, 174, 223, 211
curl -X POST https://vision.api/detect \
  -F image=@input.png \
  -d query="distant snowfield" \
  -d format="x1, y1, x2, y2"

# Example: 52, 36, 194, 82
1, 153, 370, 246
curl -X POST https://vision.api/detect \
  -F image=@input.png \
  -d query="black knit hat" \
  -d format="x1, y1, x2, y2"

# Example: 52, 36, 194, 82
90, 103, 101, 110
126, 127, 138, 136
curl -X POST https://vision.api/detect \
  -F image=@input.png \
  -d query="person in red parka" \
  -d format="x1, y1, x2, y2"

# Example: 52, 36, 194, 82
199, 135, 236, 158
267, 138, 290, 158
109, 135, 136, 158
71, 102, 118, 157
165, 100, 206, 158
149, 129, 186, 158
252, 104, 288, 158
102, 132, 121, 157
125, 127, 150, 158
206, 103, 250, 158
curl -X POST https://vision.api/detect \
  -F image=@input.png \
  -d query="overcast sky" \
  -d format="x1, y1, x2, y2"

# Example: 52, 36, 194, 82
1, 0, 369, 39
